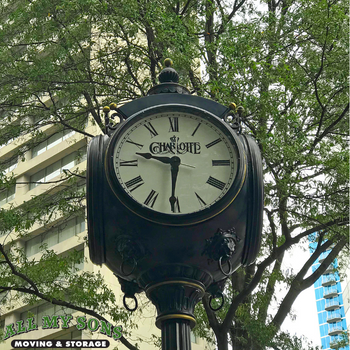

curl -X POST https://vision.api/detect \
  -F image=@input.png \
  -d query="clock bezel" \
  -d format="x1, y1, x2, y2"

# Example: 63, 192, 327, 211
105, 104, 247, 226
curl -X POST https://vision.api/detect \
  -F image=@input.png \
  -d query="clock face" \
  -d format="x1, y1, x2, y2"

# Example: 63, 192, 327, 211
106, 106, 246, 225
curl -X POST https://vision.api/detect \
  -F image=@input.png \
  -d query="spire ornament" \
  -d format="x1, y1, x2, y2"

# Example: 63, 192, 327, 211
147, 58, 190, 95
158, 58, 179, 83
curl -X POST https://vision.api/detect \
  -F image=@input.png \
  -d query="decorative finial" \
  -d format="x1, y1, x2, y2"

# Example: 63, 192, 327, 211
229, 102, 237, 111
147, 58, 190, 95
158, 58, 179, 83
164, 58, 173, 67
103, 106, 110, 113
109, 103, 117, 110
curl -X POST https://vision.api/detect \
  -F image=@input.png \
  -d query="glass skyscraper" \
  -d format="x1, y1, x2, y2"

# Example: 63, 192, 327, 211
310, 240, 349, 350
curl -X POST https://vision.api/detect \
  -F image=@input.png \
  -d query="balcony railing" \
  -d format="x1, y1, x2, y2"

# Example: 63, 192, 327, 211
328, 325, 343, 336
330, 341, 341, 349
325, 299, 340, 311
324, 288, 338, 299
330, 338, 345, 350
322, 275, 337, 287
325, 264, 335, 273
327, 312, 342, 323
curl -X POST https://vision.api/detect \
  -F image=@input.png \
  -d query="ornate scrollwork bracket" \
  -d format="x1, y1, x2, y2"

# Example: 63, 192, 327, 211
103, 103, 126, 136
220, 103, 244, 134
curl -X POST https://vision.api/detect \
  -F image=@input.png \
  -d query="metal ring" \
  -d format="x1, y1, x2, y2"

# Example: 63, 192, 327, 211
219, 256, 233, 276
123, 295, 138, 312
121, 257, 137, 277
209, 293, 224, 311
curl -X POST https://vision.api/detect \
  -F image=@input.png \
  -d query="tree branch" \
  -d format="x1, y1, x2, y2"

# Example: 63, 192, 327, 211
202, 294, 220, 332
271, 237, 346, 331
221, 215, 348, 332
0, 243, 39, 293
309, 103, 349, 154
217, 0, 246, 37
258, 251, 284, 324
83, 92, 104, 133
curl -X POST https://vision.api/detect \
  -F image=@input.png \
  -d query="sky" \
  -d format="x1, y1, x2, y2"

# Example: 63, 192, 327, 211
281, 245, 322, 348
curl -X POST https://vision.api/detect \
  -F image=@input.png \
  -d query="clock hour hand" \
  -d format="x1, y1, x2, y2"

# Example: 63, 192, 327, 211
135, 152, 171, 164
136, 152, 195, 168
169, 156, 180, 213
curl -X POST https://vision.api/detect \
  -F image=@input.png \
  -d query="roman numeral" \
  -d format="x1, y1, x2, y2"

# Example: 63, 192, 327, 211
212, 160, 230, 166
126, 138, 143, 149
191, 123, 201, 136
144, 122, 158, 138
206, 176, 226, 191
125, 175, 144, 192
195, 192, 207, 207
120, 159, 138, 167
206, 138, 222, 148
144, 189, 159, 208
169, 117, 179, 132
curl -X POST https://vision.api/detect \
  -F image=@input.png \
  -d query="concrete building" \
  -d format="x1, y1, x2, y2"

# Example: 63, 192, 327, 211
0, 116, 211, 349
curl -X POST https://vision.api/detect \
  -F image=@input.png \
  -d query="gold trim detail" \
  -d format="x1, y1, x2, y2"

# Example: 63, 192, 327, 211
147, 280, 205, 294
157, 314, 196, 324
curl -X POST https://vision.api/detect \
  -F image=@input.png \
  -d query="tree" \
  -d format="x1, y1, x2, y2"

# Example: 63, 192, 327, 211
0, 0, 348, 349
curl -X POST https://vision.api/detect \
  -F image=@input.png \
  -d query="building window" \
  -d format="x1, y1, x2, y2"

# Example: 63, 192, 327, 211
25, 216, 86, 256
328, 321, 343, 334
20, 303, 74, 323
32, 130, 75, 158
0, 185, 15, 207
73, 249, 85, 272
55, 328, 81, 341
190, 331, 197, 343
0, 291, 8, 303
0, 137, 15, 149
32, 113, 55, 126
29, 147, 86, 190
2, 157, 18, 174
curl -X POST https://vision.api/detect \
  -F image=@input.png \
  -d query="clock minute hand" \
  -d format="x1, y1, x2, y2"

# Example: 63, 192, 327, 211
135, 152, 172, 164
169, 156, 180, 213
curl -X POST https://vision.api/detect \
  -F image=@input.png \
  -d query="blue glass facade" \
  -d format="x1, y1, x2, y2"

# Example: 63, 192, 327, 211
310, 240, 349, 350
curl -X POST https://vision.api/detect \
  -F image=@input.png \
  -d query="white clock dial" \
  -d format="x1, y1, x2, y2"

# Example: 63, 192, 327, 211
110, 111, 242, 217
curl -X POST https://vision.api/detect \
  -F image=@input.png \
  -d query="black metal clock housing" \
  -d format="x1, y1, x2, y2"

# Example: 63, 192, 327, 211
87, 65, 264, 350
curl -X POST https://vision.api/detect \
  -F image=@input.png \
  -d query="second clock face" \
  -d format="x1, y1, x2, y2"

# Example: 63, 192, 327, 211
107, 108, 245, 223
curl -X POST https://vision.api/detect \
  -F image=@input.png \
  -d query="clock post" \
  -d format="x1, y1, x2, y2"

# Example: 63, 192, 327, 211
87, 59, 264, 350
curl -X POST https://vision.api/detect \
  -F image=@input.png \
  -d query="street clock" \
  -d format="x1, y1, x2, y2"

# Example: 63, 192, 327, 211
87, 60, 264, 350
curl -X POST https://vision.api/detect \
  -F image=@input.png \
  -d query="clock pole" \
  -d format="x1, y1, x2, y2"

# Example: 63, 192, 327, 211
145, 279, 205, 350
162, 320, 191, 350
87, 59, 264, 350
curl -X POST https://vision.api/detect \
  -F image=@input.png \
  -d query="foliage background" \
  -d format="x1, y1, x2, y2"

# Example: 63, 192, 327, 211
0, 0, 348, 349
